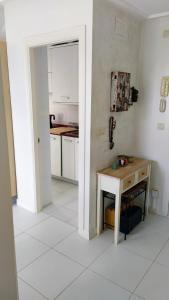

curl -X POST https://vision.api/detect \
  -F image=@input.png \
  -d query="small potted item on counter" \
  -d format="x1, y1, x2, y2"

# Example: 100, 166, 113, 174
112, 160, 119, 170
118, 155, 129, 167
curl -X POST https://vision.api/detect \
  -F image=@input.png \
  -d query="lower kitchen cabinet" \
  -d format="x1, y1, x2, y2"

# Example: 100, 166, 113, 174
50, 134, 61, 176
74, 139, 79, 181
62, 136, 79, 181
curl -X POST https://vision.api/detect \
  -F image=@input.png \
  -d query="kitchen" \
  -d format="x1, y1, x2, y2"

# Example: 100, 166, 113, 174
45, 41, 79, 227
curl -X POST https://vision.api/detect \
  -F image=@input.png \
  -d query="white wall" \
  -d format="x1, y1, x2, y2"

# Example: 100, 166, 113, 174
90, 0, 142, 234
135, 17, 169, 216
0, 53, 18, 299
50, 103, 79, 124
0, 6, 6, 40
4, 0, 93, 218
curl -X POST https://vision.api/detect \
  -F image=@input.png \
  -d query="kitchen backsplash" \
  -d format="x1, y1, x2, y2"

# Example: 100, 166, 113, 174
49, 103, 79, 123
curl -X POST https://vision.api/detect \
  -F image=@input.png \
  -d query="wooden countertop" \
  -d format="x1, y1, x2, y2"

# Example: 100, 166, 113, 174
50, 127, 77, 136
97, 157, 150, 179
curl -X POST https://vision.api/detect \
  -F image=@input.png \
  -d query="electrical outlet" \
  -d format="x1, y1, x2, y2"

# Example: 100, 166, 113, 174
157, 123, 165, 130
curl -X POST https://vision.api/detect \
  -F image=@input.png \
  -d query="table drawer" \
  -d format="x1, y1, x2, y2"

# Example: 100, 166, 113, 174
138, 166, 148, 181
123, 174, 135, 191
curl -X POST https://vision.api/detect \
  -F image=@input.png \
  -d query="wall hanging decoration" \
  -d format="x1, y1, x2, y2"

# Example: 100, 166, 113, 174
110, 71, 131, 112
159, 76, 169, 113
130, 87, 139, 103
109, 116, 116, 150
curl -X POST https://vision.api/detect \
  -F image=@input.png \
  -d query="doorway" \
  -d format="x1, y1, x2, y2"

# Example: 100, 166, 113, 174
25, 27, 86, 236
30, 41, 79, 229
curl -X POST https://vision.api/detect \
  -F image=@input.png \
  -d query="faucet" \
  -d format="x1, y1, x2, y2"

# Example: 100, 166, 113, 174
49, 114, 55, 128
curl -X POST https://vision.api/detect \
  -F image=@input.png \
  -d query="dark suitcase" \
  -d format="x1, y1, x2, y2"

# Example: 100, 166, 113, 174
120, 205, 142, 239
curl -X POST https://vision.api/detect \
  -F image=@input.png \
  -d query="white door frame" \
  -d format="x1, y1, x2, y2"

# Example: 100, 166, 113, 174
24, 26, 87, 237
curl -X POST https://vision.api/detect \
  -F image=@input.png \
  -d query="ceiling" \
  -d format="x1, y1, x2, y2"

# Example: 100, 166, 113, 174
110, 0, 169, 18
0, 0, 169, 19
122, 0, 169, 18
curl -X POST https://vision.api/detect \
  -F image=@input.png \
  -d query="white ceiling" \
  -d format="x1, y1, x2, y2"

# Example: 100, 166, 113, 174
1, 0, 169, 19
110, 0, 169, 18
123, 0, 169, 18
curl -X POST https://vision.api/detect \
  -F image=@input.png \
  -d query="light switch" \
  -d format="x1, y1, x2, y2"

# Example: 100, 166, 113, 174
157, 123, 165, 130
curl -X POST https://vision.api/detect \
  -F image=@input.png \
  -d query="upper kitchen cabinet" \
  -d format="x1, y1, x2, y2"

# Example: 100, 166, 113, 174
48, 42, 79, 104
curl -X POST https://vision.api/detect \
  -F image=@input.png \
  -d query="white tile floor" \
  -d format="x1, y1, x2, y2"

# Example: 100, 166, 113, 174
13, 179, 169, 300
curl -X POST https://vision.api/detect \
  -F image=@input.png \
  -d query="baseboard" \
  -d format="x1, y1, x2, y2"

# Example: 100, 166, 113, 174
51, 175, 78, 185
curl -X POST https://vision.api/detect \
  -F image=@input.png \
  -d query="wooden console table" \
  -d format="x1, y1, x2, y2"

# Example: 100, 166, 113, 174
97, 157, 151, 245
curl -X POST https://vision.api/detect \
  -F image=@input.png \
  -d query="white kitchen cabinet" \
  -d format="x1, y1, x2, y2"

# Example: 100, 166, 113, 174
62, 136, 79, 181
48, 72, 52, 94
62, 136, 75, 180
47, 48, 53, 95
47, 48, 52, 73
50, 43, 79, 104
75, 139, 79, 181
50, 135, 61, 177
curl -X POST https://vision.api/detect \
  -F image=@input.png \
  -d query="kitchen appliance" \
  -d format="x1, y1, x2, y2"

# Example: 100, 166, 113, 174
49, 114, 55, 128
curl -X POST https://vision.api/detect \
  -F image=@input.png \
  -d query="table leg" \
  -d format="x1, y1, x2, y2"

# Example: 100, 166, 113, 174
146, 164, 151, 216
97, 175, 103, 235
114, 189, 121, 245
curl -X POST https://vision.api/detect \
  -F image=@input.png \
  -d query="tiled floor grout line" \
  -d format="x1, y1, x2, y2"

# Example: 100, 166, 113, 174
44, 210, 78, 228
16, 225, 169, 300
119, 243, 154, 262
17, 242, 131, 300
129, 293, 145, 300
22, 231, 53, 248
50, 229, 77, 247
131, 234, 169, 298
117, 222, 169, 262
90, 268, 132, 294
53, 234, 115, 268
17, 236, 86, 300
17, 222, 169, 300
53, 239, 118, 299
14, 182, 80, 299
17, 248, 51, 273
79, 240, 134, 296
45, 200, 78, 212
49, 215, 77, 225
14, 186, 169, 300
155, 260, 169, 270
14, 214, 51, 233
52, 247, 86, 268
16, 230, 79, 273
18, 277, 50, 300
23, 220, 76, 248
54, 265, 87, 300
153, 238, 169, 262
